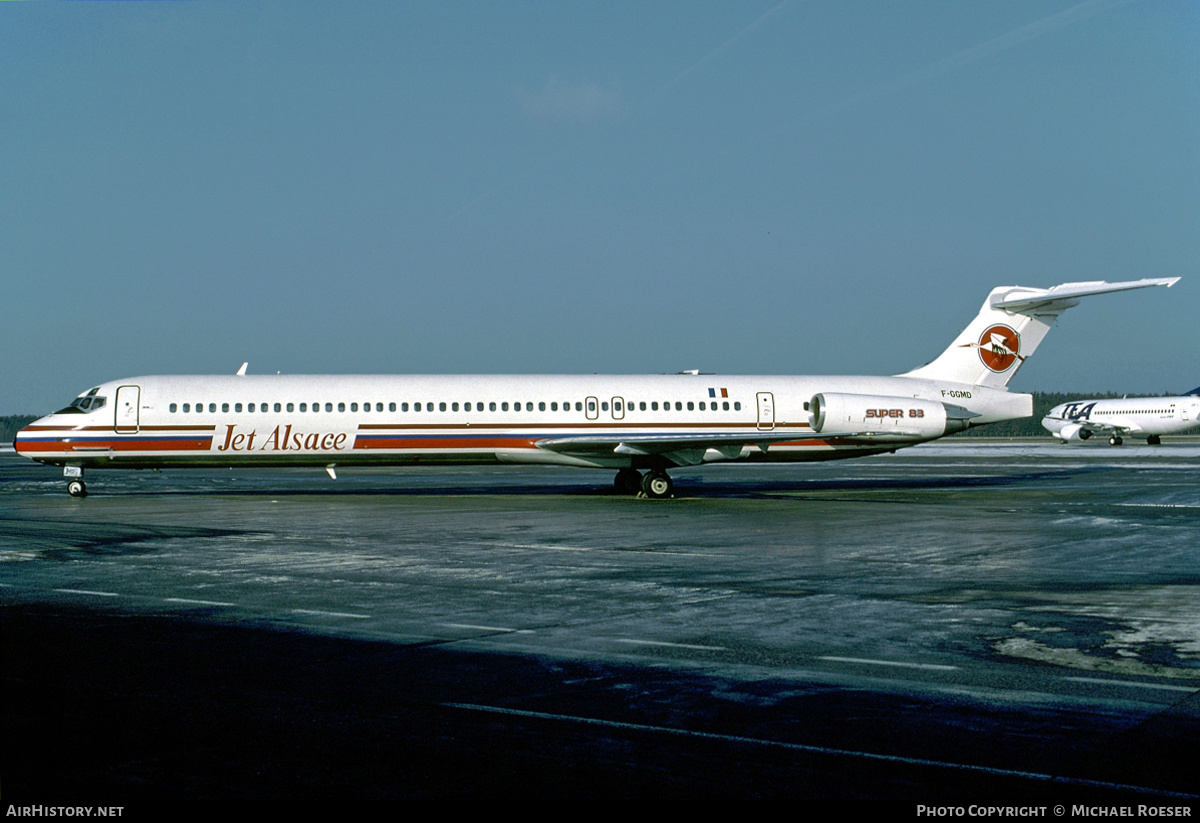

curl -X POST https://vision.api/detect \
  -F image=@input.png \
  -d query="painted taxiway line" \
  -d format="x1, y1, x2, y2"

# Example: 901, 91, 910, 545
52, 588, 120, 598
818, 655, 960, 672
165, 597, 237, 607
614, 638, 727, 651
440, 702, 1199, 798
442, 622, 533, 634
290, 608, 372, 619
1065, 676, 1199, 693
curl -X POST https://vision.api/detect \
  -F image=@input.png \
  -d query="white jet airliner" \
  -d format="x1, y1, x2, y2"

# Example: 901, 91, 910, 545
15, 278, 1178, 498
1042, 388, 1200, 445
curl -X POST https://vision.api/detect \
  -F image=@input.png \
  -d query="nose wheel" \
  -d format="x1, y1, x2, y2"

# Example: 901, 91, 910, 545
63, 466, 87, 497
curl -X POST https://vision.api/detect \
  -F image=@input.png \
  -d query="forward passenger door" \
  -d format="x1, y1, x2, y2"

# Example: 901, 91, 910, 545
115, 385, 141, 434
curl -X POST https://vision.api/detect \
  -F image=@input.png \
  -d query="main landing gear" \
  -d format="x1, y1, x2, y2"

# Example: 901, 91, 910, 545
613, 467, 675, 499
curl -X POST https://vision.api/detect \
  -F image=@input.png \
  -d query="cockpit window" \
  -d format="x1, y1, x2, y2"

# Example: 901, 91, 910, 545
55, 388, 107, 414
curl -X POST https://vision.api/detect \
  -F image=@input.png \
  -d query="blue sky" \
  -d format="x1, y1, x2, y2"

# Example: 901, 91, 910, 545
2, 0, 1197, 414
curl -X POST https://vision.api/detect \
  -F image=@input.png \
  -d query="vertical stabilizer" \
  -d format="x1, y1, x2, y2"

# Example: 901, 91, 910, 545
900, 278, 1179, 388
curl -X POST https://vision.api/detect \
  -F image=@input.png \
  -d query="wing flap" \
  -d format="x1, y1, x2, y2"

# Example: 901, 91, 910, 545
536, 432, 807, 466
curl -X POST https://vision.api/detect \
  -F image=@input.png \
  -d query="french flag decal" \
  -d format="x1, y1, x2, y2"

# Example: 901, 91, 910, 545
708, 388, 728, 398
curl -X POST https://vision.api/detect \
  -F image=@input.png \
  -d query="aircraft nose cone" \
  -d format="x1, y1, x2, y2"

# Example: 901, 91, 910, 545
12, 421, 32, 456
12, 417, 46, 459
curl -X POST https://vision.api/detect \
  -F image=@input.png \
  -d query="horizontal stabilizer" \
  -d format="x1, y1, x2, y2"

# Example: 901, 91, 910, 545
990, 278, 1180, 314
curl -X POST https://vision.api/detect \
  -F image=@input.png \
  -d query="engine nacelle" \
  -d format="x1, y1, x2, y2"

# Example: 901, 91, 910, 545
809, 393, 967, 439
1056, 422, 1092, 441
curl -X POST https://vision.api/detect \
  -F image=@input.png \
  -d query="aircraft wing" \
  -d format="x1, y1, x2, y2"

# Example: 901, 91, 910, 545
1070, 419, 1140, 437
535, 428, 938, 466
535, 432, 814, 466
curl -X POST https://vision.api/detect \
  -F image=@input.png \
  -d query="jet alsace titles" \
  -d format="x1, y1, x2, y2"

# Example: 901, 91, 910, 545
15, 278, 1179, 498
1042, 387, 1200, 446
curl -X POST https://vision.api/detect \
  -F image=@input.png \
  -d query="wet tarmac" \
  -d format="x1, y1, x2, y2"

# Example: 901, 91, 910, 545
2, 441, 1199, 814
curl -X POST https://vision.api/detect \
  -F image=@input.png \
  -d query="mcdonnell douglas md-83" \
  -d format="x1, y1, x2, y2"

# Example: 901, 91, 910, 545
15, 278, 1179, 498
1042, 386, 1200, 445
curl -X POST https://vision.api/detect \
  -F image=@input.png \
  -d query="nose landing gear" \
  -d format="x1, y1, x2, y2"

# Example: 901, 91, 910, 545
64, 466, 87, 497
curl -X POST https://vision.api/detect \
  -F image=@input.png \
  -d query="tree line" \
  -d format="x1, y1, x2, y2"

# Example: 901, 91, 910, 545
1, 416, 37, 443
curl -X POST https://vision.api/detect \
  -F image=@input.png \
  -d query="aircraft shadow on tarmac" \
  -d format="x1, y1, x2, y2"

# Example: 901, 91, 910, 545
58, 465, 1098, 499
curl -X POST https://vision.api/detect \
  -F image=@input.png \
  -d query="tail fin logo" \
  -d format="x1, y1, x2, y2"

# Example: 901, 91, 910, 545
976, 324, 1021, 372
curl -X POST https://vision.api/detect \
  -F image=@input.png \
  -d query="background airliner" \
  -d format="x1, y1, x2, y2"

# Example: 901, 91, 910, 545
1042, 387, 1200, 445
15, 278, 1178, 497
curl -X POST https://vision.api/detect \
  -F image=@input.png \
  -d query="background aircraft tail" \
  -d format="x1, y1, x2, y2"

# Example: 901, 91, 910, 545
900, 278, 1179, 389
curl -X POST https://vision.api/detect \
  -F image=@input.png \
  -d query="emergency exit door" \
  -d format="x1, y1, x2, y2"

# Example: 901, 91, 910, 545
756, 392, 775, 431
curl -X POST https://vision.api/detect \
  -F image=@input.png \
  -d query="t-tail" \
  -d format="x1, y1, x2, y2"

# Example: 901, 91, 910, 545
900, 278, 1180, 388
